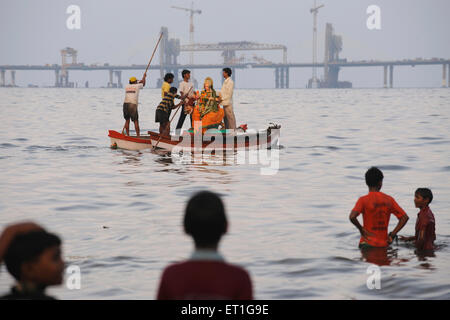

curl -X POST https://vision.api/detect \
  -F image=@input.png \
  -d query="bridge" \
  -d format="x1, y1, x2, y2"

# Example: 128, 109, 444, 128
1, 58, 449, 89
1, 25, 449, 89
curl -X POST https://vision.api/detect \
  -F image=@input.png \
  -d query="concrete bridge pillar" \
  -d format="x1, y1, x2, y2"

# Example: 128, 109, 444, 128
383, 65, 388, 88
275, 68, 280, 89
115, 70, 122, 88
285, 67, 290, 89
280, 67, 285, 89
0, 70, 5, 87
448, 64, 450, 88
108, 70, 113, 88
442, 64, 447, 88
10, 70, 16, 87
63, 71, 69, 87
54, 69, 60, 87
389, 65, 394, 88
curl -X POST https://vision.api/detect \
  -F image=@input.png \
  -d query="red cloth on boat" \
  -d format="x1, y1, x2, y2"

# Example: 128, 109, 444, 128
192, 106, 224, 134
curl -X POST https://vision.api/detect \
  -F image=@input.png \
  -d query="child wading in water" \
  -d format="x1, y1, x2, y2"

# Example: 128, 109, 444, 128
400, 188, 436, 251
349, 167, 409, 248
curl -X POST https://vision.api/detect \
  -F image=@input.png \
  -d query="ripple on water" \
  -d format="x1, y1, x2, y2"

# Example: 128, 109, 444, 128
0, 143, 19, 148
377, 165, 411, 171
25, 145, 69, 152
416, 136, 442, 140
326, 135, 348, 140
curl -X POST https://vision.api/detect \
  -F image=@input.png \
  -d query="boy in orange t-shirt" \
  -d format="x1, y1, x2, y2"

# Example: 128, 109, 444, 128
349, 167, 409, 248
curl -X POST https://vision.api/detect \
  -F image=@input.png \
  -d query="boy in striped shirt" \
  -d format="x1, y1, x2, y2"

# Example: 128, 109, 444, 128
155, 87, 181, 137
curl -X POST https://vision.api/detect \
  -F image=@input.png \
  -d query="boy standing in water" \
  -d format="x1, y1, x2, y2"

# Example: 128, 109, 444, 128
157, 191, 253, 300
400, 188, 436, 251
349, 167, 409, 248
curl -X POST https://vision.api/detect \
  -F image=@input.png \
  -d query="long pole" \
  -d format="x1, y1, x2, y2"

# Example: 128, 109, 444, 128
190, 2, 194, 65
144, 32, 164, 76
152, 87, 193, 150
151, 102, 183, 151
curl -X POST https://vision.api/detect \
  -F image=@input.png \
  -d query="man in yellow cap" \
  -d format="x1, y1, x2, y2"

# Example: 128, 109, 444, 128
123, 73, 146, 137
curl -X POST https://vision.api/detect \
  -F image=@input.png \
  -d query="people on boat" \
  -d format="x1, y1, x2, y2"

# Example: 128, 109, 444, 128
176, 69, 195, 131
161, 73, 174, 99
349, 167, 409, 249
400, 188, 436, 252
122, 73, 146, 137
155, 87, 182, 138
191, 77, 225, 134
219, 68, 236, 130
157, 191, 253, 300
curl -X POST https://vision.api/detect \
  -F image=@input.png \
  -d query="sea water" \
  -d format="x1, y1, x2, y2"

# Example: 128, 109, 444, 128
0, 87, 449, 299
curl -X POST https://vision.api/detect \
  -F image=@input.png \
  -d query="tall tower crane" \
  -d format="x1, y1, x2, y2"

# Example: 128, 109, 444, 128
310, 0, 324, 88
171, 2, 202, 65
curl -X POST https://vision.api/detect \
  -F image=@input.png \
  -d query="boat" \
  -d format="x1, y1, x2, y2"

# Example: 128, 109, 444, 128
108, 124, 281, 152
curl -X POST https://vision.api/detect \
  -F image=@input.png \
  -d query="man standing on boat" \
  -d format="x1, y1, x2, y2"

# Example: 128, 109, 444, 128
176, 69, 195, 131
220, 68, 236, 130
122, 73, 146, 137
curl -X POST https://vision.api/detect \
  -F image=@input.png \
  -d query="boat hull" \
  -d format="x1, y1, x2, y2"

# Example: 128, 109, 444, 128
108, 125, 280, 152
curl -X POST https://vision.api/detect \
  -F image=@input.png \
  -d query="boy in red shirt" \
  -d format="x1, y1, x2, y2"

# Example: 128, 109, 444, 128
349, 167, 409, 248
157, 191, 253, 300
400, 188, 436, 251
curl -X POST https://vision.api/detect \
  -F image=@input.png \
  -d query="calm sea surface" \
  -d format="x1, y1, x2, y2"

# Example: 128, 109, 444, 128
0, 87, 449, 299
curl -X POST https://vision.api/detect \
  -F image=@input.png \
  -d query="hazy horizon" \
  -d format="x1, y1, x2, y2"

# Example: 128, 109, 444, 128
1, 0, 449, 88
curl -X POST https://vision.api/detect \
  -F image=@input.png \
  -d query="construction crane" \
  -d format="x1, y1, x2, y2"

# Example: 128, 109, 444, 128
171, 2, 202, 65
310, 0, 324, 88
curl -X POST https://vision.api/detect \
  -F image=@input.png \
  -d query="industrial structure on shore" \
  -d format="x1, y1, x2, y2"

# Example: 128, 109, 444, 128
1, 2, 449, 89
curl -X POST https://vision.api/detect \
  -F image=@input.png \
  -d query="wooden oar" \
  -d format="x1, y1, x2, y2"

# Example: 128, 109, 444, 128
144, 32, 163, 75
152, 88, 194, 150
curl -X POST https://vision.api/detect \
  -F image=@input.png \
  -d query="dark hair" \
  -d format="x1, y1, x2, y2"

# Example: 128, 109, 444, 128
182, 69, 190, 78
164, 73, 174, 82
184, 191, 227, 248
169, 87, 177, 94
223, 68, 232, 76
415, 188, 433, 204
4, 231, 61, 281
365, 167, 384, 188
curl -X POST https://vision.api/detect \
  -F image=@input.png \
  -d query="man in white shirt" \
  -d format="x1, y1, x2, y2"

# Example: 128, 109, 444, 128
176, 69, 195, 130
220, 68, 236, 130
123, 73, 146, 137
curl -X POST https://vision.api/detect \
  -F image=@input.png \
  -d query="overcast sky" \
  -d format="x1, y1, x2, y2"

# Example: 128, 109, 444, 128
1, 0, 449, 88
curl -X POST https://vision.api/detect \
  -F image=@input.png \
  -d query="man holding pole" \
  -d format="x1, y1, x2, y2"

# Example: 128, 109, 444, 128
122, 73, 146, 137
120, 32, 163, 138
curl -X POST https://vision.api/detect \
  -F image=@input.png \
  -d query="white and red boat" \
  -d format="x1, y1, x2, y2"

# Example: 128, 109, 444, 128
108, 124, 280, 152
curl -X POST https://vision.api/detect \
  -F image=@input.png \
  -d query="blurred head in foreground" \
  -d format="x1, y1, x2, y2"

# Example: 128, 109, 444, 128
184, 191, 228, 249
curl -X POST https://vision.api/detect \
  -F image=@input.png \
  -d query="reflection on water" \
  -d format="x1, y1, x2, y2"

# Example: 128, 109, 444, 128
1, 88, 450, 299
